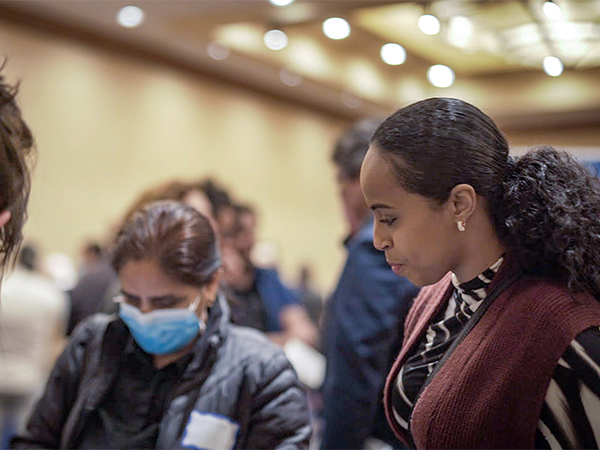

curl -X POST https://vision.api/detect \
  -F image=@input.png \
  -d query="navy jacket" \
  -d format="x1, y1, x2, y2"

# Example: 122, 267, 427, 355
255, 267, 300, 332
320, 220, 419, 450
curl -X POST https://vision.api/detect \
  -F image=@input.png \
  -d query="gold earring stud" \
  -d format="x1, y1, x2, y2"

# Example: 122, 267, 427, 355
457, 221, 466, 232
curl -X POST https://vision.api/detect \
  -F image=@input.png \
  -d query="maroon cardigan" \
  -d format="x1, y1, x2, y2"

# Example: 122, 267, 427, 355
384, 263, 600, 449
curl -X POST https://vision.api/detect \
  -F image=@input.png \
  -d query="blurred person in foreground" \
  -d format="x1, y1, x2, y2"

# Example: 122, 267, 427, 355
223, 204, 318, 347
320, 118, 419, 450
0, 68, 35, 275
0, 245, 68, 447
11, 201, 311, 450
362, 98, 600, 448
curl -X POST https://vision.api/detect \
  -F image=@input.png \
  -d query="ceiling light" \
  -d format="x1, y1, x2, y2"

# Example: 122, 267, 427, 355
380, 43, 407, 66
263, 29, 288, 50
543, 1, 562, 20
418, 14, 440, 35
341, 92, 362, 108
116, 6, 144, 28
269, 0, 295, 6
447, 16, 473, 48
207, 41, 230, 61
543, 56, 564, 76
280, 68, 302, 87
322, 18, 351, 40
427, 64, 455, 88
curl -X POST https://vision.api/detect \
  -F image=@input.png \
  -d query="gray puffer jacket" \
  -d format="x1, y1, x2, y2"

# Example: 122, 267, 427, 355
11, 296, 311, 449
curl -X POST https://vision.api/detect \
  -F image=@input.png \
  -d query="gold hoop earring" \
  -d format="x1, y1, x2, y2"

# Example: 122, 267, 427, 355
457, 221, 466, 232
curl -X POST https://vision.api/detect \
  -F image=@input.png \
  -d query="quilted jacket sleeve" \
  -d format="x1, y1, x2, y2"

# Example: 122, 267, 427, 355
10, 317, 102, 449
244, 350, 312, 450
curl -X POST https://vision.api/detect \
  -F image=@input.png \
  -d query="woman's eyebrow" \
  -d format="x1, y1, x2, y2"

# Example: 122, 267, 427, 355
370, 203, 393, 211
120, 289, 139, 300
148, 294, 186, 302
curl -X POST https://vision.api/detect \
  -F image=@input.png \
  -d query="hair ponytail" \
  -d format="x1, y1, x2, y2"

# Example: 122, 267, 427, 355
490, 146, 600, 298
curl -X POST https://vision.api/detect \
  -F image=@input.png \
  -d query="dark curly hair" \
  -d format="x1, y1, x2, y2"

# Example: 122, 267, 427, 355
0, 69, 35, 273
372, 97, 600, 298
493, 147, 600, 297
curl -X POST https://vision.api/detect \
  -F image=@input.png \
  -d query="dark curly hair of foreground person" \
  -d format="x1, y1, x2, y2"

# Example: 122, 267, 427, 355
0, 67, 35, 272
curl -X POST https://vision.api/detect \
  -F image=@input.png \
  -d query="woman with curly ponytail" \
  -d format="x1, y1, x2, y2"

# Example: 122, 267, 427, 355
360, 97, 600, 449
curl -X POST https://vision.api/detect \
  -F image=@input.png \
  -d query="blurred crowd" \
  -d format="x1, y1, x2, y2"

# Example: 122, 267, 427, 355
0, 112, 419, 450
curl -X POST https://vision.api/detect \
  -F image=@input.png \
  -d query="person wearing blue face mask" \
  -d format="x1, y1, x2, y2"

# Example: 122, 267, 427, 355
11, 201, 312, 450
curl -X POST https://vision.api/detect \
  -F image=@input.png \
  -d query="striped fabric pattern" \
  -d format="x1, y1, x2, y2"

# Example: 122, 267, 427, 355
391, 257, 600, 449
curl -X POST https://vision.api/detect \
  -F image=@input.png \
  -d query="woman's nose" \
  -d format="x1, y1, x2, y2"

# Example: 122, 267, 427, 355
373, 224, 391, 251
139, 301, 154, 314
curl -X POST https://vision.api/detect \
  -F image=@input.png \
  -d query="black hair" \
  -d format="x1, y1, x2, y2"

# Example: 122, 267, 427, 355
197, 178, 234, 215
372, 97, 600, 298
18, 243, 37, 271
332, 117, 383, 179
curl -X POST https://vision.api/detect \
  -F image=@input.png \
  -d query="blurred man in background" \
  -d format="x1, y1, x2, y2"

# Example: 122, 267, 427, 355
320, 118, 419, 450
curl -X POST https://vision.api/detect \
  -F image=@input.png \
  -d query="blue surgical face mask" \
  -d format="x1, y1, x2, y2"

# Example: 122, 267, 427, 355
118, 294, 206, 355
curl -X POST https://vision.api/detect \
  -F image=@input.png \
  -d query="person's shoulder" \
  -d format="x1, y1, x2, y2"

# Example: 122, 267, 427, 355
69, 312, 117, 342
222, 325, 292, 373
512, 276, 583, 302
226, 325, 282, 356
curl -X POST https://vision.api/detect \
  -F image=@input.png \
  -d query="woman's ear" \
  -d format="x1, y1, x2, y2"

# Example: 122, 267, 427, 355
202, 268, 223, 306
0, 211, 12, 229
448, 184, 477, 225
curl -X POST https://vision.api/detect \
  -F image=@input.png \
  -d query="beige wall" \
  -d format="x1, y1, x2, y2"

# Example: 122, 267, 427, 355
1, 21, 350, 293
3, 19, 600, 293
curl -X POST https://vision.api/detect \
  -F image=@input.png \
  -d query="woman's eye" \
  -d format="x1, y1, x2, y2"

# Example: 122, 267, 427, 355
379, 218, 396, 226
124, 297, 140, 307
152, 297, 182, 309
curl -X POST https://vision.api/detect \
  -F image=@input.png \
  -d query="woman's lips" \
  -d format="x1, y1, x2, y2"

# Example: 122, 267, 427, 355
389, 263, 405, 276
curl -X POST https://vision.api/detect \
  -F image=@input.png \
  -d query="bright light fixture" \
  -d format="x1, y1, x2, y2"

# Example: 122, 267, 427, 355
418, 14, 440, 35
207, 41, 230, 61
543, 1, 562, 20
322, 18, 351, 40
447, 15, 473, 48
117, 6, 144, 28
269, 0, 295, 6
341, 92, 362, 108
380, 43, 407, 65
543, 56, 564, 76
263, 29, 289, 50
427, 64, 455, 88
280, 68, 302, 87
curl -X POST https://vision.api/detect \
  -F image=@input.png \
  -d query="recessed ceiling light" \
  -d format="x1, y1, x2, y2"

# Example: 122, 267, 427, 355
322, 18, 351, 40
341, 91, 362, 108
418, 14, 440, 35
427, 64, 455, 88
269, 0, 295, 6
207, 41, 230, 61
280, 68, 302, 86
543, 1, 562, 20
543, 56, 564, 76
117, 5, 144, 28
263, 29, 289, 51
380, 43, 406, 66
447, 15, 473, 48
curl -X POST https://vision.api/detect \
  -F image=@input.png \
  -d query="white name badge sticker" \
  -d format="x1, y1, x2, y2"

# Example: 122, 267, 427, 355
181, 411, 239, 450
